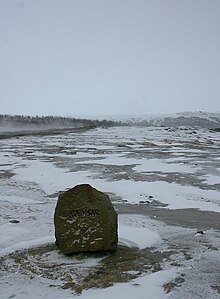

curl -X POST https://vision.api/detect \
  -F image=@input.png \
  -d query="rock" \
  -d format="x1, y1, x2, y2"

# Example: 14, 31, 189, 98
54, 184, 118, 254
9, 219, 20, 224
139, 200, 150, 204
196, 230, 205, 235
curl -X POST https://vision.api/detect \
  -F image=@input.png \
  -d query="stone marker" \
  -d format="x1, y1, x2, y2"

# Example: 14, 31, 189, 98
54, 184, 118, 254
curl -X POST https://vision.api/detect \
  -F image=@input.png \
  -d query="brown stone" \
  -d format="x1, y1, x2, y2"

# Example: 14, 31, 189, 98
54, 184, 118, 254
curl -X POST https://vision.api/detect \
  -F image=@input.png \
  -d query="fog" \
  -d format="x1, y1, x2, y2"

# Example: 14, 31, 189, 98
0, 0, 220, 116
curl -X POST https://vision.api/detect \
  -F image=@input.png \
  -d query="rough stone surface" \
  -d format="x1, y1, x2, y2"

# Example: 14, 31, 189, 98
54, 184, 118, 254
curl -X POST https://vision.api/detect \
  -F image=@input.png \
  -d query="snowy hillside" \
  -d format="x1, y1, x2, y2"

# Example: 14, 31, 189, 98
74, 111, 220, 128
1, 112, 220, 134
120, 111, 220, 128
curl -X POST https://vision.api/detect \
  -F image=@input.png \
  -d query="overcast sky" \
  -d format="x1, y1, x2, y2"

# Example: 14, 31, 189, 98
0, 0, 220, 116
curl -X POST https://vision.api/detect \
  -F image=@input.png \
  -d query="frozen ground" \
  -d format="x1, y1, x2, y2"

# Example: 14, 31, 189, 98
0, 126, 220, 298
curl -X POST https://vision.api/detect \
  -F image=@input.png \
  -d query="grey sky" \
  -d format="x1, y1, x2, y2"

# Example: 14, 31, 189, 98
0, 0, 220, 116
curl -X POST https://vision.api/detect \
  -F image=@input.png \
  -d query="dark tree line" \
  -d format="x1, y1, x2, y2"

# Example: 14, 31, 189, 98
0, 114, 121, 128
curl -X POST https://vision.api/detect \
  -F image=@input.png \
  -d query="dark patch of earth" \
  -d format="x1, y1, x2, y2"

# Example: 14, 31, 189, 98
115, 201, 220, 231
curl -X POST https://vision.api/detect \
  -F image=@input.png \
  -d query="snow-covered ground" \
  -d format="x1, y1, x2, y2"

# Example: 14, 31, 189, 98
1, 126, 220, 298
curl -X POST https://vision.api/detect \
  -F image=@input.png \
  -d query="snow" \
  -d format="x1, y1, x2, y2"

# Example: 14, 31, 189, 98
133, 158, 196, 173
0, 235, 55, 256
41, 250, 102, 267
0, 194, 41, 204
79, 269, 178, 299
80, 111, 220, 124
118, 214, 162, 249
1, 269, 178, 299
1, 276, 72, 299
11, 157, 220, 212
1, 125, 220, 299
75, 153, 136, 166
0, 223, 30, 247
13, 159, 91, 194
76, 155, 196, 173
202, 174, 220, 185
